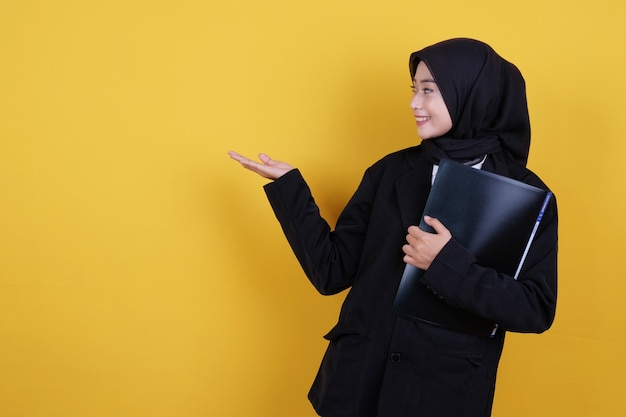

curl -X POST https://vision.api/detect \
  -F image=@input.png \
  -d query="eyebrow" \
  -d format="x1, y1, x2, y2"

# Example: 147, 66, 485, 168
413, 77, 437, 84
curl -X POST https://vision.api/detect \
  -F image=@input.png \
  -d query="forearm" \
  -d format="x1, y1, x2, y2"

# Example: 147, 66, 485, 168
263, 169, 369, 295
420, 206, 558, 333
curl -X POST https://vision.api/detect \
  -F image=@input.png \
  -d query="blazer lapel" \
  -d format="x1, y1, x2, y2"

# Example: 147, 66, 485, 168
394, 157, 433, 229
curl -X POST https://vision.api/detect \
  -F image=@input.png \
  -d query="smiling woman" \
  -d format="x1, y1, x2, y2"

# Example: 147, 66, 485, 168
229, 38, 558, 417
2, 1, 626, 416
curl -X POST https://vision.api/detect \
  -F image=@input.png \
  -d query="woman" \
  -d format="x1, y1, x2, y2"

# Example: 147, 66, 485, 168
228, 38, 558, 417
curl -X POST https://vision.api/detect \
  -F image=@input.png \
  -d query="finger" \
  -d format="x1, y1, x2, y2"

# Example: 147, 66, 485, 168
228, 151, 264, 168
258, 153, 273, 165
231, 156, 267, 175
228, 151, 261, 168
423, 216, 448, 235
402, 242, 412, 255
406, 225, 422, 237
227, 150, 248, 163
228, 151, 266, 166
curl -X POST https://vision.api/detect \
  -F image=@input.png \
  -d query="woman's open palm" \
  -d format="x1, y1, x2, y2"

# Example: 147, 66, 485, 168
228, 151, 294, 180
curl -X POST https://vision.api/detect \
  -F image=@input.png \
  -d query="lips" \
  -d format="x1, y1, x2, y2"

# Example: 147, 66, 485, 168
415, 115, 430, 125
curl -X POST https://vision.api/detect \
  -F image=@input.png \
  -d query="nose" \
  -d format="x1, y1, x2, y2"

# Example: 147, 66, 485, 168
410, 92, 423, 110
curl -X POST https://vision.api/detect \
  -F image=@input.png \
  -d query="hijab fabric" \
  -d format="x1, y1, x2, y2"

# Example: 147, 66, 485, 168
409, 38, 531, 167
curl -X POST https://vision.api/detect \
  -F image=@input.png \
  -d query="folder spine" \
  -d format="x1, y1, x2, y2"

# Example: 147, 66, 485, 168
513, 192, 553, 280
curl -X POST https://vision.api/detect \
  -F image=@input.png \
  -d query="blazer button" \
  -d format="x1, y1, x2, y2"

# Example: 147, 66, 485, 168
390, 352, 402, 363
430, 289, 445, 301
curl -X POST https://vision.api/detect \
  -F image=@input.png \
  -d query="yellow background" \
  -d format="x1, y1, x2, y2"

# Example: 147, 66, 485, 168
1, 0, 625, 416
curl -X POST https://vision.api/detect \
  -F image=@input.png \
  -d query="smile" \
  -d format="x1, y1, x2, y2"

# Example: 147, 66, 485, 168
415, 116, 430, 125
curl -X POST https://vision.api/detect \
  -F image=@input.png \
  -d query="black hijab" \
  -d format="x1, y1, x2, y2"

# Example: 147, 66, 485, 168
409, 38, 531, 168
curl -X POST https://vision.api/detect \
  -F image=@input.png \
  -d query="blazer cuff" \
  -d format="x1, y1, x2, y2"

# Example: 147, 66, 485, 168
421, 238, 476, 290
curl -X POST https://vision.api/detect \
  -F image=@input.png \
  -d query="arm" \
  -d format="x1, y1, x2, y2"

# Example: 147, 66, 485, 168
228, 151, 362, 294
229, 151, 371, 294
418, 197, 559, 333
264, 169, 375, 295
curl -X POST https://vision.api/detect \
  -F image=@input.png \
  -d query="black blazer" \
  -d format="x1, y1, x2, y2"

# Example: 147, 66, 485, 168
264, 145, 558, 417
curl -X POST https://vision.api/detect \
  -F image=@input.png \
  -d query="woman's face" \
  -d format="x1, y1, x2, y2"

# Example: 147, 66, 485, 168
410, 61, 453, 139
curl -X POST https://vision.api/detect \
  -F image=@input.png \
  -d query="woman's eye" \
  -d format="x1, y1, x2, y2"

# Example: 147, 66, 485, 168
410, 86, 435, 94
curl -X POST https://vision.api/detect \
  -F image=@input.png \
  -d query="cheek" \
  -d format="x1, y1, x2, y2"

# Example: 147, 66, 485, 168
443, 112, 453, 130
437, 103, 452, 127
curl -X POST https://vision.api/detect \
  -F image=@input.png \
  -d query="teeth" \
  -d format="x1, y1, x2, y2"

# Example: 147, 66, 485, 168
416, 116, 430, 122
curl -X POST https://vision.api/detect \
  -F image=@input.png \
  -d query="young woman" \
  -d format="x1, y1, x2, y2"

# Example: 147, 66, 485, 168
228, 38, 558, 417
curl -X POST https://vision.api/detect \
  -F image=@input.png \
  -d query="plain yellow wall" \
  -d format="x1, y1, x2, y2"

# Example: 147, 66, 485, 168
1, 0, 625, 416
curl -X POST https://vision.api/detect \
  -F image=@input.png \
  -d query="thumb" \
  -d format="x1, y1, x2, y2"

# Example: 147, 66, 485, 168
423, 215, 448, 235
258, 153, 274, 165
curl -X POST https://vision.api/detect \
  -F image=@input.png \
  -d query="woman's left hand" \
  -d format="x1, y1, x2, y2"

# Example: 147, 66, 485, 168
402, 216, 452, 270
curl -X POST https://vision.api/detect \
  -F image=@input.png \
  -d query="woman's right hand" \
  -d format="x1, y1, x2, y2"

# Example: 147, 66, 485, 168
227, 151, 295, 180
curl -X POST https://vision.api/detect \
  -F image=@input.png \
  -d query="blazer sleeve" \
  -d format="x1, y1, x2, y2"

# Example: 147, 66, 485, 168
421, 196, 558, 333
263, 168, 374, 295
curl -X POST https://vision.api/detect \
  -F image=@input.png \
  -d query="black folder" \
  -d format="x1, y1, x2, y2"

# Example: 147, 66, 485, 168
392, 159, 552, 336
